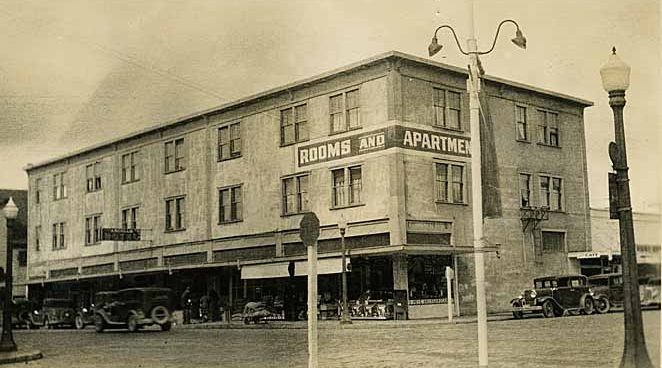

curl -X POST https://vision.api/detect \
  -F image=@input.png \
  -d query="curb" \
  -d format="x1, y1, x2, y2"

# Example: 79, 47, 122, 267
0, 350, 44, 365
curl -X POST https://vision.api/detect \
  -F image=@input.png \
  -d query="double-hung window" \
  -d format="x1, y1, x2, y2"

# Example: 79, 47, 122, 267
281, 104, 309, 145
433, 88, 462, 130
282, 174, 309, 215
85, 214, 102, 245
329, 89, 360, 134
35, 178, 41, 204
52, 172, 67, 200
52, 222, 66, 250
331, 166, 362, 208
86, 162, 102, 192
121, 206, 139, 230
542, 231, 565, 252
516, 106, 528, 141
219, 185, 243, 223
218, 123, 241, 160
165, 196, 186, 231
539, 175, 563, 211
519, 173, 532, 207
121, 151, 140, 183
165, 138, 185, 173
435, 162, 464, 204
35, 225, 41, 251
538, 110, 559, 147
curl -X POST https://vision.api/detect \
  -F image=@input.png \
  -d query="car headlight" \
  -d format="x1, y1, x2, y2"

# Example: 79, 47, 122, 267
33, 310, 39, 315
64, 312, 70, 317
518, 294, 523, 300
82, 308, 88, 313
529, 290, 537, 299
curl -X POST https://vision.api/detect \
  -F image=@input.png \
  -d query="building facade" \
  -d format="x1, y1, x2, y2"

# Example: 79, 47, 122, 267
24, 52, 593, 316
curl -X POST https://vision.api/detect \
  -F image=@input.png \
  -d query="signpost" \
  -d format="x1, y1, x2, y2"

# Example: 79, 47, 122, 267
445, 267, 455, 322
299, 212, 320, 368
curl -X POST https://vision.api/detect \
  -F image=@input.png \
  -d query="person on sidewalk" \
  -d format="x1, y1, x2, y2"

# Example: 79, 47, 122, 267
181, 286, 192, 325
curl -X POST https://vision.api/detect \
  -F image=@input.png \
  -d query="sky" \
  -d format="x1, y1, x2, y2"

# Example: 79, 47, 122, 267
0, 0, 660, 214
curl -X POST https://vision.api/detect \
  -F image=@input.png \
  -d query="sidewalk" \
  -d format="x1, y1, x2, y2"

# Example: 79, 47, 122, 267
176, 313, 513, 330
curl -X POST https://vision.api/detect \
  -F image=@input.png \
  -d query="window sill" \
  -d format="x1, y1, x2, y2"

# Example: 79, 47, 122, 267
329, 126, 362, 137
516, 139, 531, 144
165, 228, 186, 233
52, 198, 68, 202
536, 142, 562, 149
218, 219, 243, 225
85, 242, 101, 246
217, 155, 242, 163
431, 125, 464, 133
86, 189, 103, 194
281, 211, 309, 217
121, 179, 140, 186
280, 139, 310, 148
51, 247, 66, 251
435, 200, 468, 206
165, 168, 186, 175
330, 203, 365, 211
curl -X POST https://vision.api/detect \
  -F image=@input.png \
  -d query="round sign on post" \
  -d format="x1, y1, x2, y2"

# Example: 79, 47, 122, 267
299, 212, 320, 246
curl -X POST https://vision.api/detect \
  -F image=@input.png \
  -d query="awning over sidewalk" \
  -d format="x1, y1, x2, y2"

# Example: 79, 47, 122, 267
240, 258, 343, 280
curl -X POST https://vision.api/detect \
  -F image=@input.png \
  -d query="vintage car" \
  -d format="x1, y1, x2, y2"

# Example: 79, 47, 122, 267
588, 273, 624, 314
94, 287, 175, 332
32, 298, 76, 328
510, 275, 595, 319
349, 290, 395, 320
7, 299, 39, 329
640, 277, 661, 308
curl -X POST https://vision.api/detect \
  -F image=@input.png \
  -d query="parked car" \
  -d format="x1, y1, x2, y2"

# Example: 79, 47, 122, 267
640, 277, 661, 308
32, 298, 76, 328
588, 273, 624, 314
9, 299, 38, 329
94, 287, 175, 332
349, 290, 395, 320
510, 275, 595, 319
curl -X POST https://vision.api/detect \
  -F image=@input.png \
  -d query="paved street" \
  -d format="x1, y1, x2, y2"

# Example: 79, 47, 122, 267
7, 310, 660, 368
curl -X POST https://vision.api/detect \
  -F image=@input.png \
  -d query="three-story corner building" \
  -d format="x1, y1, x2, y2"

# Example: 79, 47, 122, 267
24, 51, 593, 317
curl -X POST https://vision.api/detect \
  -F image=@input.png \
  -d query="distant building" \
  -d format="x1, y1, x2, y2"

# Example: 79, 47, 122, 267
570, 208, 661, 278
0, 189, 28, 298
24, 51, 592, 316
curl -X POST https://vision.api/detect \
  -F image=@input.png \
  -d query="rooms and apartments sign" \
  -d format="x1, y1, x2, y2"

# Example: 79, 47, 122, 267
297, 125, 471, 167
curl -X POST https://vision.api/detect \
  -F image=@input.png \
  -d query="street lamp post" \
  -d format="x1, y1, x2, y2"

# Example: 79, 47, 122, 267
428, 7, 526, 367
0, 197, 18, 352
338, 215, 351, 324
600, 47, 653, 368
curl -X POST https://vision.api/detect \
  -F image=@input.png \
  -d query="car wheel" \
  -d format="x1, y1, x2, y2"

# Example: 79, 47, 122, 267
160, 322, 172, 331
511, 301, 524, 319
595, 297, 610, 314
94, 314, 105, 333
542, 300, 556, 318
127, 315, 139, 332
150, 305, 170, 325
75, 314, 85, 330
581, 296, 595, 315
243, 317, 250, 325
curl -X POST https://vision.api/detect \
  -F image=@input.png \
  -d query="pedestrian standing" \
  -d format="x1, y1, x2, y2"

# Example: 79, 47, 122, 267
181, 286, 192, 325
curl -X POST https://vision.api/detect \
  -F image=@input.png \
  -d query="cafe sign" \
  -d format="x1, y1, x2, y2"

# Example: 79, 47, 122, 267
297, 125, 471, 167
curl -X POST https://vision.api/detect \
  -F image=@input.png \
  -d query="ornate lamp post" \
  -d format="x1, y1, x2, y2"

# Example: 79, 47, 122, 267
600, 47, 653, 368
0, 197, 18, 352
338, 214, 351, 324
428, 6, 525, 366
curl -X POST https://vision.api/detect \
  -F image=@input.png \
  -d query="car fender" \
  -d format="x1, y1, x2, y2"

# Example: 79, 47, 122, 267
535, 296, 562, 309
510, 297, 524, 305
94, 310, 112, 324
593, 293, 608, 301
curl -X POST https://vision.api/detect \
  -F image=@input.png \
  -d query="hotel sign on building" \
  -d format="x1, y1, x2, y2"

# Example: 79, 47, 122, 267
297, 125, 471, 167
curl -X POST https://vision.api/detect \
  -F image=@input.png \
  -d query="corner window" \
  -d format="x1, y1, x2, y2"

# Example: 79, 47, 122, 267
282, 174, 309, 215
86, 162, 102, 192
540, 175, 563, 211
165, 138, 185, 173
85, 214, 103, 245
519, 173, 531, 208
121, 206, 139, 230
219, 185, 243, 223
52, 172, 67, 200
121, 151, 140, 183
165, 196, 186, 231
435, 162, 464, 204
433, 88, 462, 130
516, 106, 528, 141
330, 89, 360, 134
331, 166, 362, 208
538, 110, 559, 147
281, 104, 309, 145
542, 231, 565, 252
218, 123, 241, 161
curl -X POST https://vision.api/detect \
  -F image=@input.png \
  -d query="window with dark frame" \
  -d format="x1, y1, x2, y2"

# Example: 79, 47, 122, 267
86, 162, 102, 192
165, 197, 186, 231
121, 151, 140, 183
218, 123, 241, 160
540, 175, 563, 211
219, 185, 243, 223
35, 178, 41, 204
516, 106, 528, 141
122, 206, 139, 230
538, 110, 559, 147
52, 222, 66, 250
165, 138, 185, 173
331, 166, 362, 208
329, 89, 360, 134
17, 250, 27, 267
85, 214, 102, 245
52, 172, 67, 200
35, 225, 41, 251
281, 104, 308, 145
433, 88, 462, 130
519, 173, 531, 207
282, 174, 309, 215
542, 231, 564, 252
435, 162, 464, 203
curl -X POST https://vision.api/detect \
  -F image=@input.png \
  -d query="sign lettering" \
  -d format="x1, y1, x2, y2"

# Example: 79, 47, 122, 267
101, 228, 141, 241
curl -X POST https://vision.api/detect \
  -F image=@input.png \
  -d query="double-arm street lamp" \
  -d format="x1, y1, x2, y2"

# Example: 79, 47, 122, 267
338, 215, 351, 324
428, 6, 526, 367
600, 48, 653, 368
0, 197, 18, 352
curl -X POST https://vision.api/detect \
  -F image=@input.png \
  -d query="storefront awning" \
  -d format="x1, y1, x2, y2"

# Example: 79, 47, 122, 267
240, 258, 343, 280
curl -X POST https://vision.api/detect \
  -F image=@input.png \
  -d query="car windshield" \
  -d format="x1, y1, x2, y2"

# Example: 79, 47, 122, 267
44, 299, 72, 308
534, 279, 558, 289
589, 277, 608, 286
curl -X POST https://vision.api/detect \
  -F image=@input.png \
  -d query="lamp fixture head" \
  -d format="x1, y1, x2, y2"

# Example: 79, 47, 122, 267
338, 213, 348, 231
428, 36, 443, 57
3, 196, 18, 220
600, 47, 630, 92
511, 29, 527, 49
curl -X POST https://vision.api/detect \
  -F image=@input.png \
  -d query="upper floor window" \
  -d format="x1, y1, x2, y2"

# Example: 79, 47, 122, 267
121, 151, 140, 183
17, 249, 27, 267
165, 138, 185, 173
35, 178, 41, 204
538, 110, 559, 147
542, 231, 565, 252
35, 225, 41, 251
282, 174, 309, 215
540, 175, 563, 211
516, 106, 528, 141
52, 222, 66, 250
165, 196, 186, 231
435, 162, 465, 204
330, 89, 360, 134
332, 166, 362, 208
122, 206, 139, 230
85, 214, 102, 245
218, 123, 241, 161
219, 185, 243, 223
281, 104, 309, 145
52, 172, 67, 200
519, 173, 531, 207
433, 88, 462, 130
86, 162, 102, 192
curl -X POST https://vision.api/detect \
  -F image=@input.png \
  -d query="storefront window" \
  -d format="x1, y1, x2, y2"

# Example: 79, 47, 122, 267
408, 255, 452, 301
